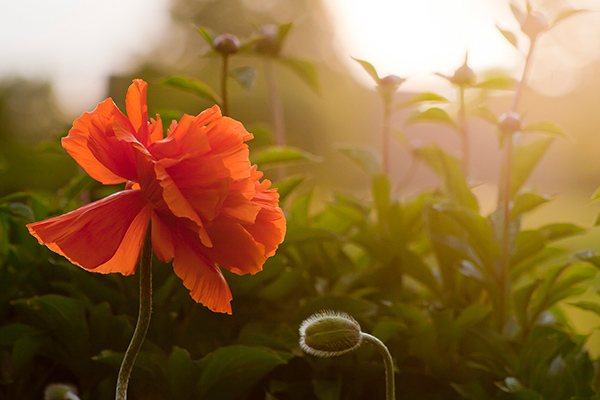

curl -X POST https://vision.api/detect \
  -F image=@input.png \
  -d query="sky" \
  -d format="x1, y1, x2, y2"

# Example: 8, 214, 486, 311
1, 0, 599, 115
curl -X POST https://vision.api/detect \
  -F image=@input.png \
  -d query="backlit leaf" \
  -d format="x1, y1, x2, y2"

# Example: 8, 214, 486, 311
338, 146, 380, 176
278, 57, 319, 93
406, 107, 457, 129
162, 76, 222, 105
522, 121, 566, 137
497, 26, 519, 48
510, 137, 554, 196
352, 57, 380, 84
229, 66, 257, 95
395, 92, 448, 109
250, 146, 322, 167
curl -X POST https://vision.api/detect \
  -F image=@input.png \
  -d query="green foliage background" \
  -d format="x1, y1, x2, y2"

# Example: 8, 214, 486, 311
3, 1, 600, 399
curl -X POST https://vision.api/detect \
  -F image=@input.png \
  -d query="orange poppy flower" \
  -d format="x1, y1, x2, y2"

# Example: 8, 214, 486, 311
27, 79, 286, 314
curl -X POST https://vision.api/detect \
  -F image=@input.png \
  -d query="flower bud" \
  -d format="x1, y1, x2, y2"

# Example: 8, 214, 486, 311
254, 25, 281, 56
299, 311, 363, 357
498, 111, 521, 135
213, 33, 241, 55
522, 11, 549, 40
44, 383, 80, 400
450, 62, 475, 86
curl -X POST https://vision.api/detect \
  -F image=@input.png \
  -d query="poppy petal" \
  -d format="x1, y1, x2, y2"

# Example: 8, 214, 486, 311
203, 117, 253, 180
27, 190, 150, 274
205, 217, 265, 276
63, 99, 136, 184
125, 79, 149, 145
172, 238, 233, 314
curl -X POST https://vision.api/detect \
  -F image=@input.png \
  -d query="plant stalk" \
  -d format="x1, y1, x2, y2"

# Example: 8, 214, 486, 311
362, 333, 395, 400
498, 37, 538, 330
458, 85, 469, 175
221, 55, 230, 115
265, 58, 286, 146
116, 225, 153, 400
382, 97, 392, 176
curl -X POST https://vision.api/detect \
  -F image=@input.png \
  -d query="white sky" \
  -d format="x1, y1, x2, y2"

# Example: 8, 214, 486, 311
1, 0, 599, 115
0, 0, 171, 115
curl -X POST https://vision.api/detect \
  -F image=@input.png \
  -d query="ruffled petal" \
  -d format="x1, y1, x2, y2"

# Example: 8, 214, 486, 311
171, 232, 233, 314
202, 117, 253, 181
125, 79, 149, 145
27, 190, 150, 274
204, 216, 266, 276
62, 99, 137, 184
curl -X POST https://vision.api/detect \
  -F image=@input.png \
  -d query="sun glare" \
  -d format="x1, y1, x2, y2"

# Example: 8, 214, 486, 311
324, 0, 600, 95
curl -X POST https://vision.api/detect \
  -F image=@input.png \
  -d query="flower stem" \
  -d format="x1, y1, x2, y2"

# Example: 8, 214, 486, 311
382, 97, 392, 176
116, 225, 153, 400
362, 333, 395, 400
497, 37, 538, 330
458, 85, 469, 175
265, 58, 285, 146
221, 55, 230, 115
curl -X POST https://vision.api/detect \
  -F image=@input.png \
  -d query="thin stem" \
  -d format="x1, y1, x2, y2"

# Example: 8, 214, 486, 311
116, 225, 153, 400
221, 55, 230, 116
458, 85, 469, 175
382, 98, 392, 176
362, 333, 395, 400
265, 58, 285, 146
497, 37, 538, 330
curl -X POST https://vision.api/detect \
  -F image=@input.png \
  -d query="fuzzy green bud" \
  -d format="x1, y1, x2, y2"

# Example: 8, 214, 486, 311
498, 111, 521, 135
299, 311, 363, 357
213, 33, 241, 55
44, 383, 80, 400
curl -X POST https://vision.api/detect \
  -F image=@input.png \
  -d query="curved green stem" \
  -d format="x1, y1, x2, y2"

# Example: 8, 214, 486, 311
362, 333, 395, 400
116, 225, 153, 400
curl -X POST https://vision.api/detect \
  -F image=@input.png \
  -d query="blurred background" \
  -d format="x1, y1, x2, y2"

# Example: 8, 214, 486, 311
2, 0, 600, 256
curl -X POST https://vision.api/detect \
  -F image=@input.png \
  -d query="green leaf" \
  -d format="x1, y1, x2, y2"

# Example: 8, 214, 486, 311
197, 346, 291, 400
539, 223, 585, 241
168, 346, 194, 400
513, 279, 542, 328
197, 26, 215, 47
229, 66, 257, 95
277, 23, 293, 42
250, 146, 322, 167
278, 57, 319, 93
372, 173, 391, 220
475, 76, 516, 90
510, 137, 554, 196
510, 192, 550, 220
522, 121, 566, 137
414, 145, 479, 211
577, 250, 600, 269
351, 57, 380, 84
162, 76, 222, 105
0, 324, 38, 346
497, 26, 519, 48
475, 105, 498, 125
552, 9, 588, 27
567, 301, 600, 318
338, 146, 380, 176
395, 92, 448, 109
273, 176, 305, 203
12, 295, 88, 352
406, 107, 457, 129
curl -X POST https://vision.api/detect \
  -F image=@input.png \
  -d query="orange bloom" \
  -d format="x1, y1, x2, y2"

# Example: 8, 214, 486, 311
27, 79, 286, 314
